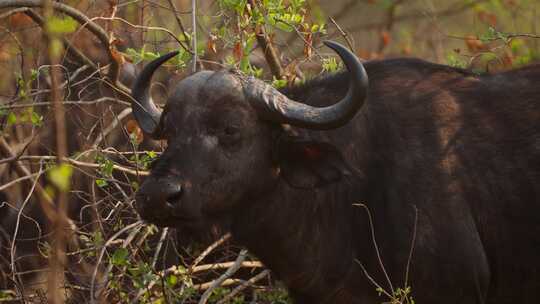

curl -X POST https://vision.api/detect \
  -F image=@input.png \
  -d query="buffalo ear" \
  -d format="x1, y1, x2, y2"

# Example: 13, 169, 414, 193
275, 137, 353, 188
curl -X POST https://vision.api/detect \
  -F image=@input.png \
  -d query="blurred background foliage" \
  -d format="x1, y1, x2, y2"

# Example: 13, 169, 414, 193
0, 0, 538, 303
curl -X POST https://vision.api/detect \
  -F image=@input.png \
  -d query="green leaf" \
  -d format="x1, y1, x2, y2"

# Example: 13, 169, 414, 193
47, 163, 73, 192
167, 274, 178, 287
446, 53, 467, 69
112, 248, 129, 266
274, 22, 293, 32
272, 77, 287, 88
30, 69, 39, 81
219, 0, 247, 14
240, 56, 250, 73
322, 57, 341, 73
95, 178, 108, 187
6, 112, 17, 125
31, 111, 43, 127
93, 231, 104, 247
96, 156, 114, 177
0, 290, 16, 300
47, 16, 78, 34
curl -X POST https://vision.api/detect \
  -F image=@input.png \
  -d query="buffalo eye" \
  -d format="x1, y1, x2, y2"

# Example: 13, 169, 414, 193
224, 125, 240, 136
219, 125, 242, 146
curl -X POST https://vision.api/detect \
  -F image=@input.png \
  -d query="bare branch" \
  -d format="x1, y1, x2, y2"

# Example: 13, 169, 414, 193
190, 233, 232, 271
215, 270, 270, 304
0, 137, 57, 222
248, 0, 284, 79
198, 250, 248, 304
0, 133, 35, 165
12, 155, 149, 177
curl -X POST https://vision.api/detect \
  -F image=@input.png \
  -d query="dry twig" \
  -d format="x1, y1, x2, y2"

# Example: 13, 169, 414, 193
215, 269, 270, 304
198, 250, 248, 304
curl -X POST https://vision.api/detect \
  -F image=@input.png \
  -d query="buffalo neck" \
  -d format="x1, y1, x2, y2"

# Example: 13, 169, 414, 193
231, 176, 372, 302
230, 70, 380, 302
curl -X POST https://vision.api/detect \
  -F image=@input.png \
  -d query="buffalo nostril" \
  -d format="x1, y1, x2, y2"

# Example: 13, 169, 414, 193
166, 184, 183, 203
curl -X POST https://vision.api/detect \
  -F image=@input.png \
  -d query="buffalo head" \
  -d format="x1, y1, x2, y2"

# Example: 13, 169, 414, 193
131, 41, 368, 228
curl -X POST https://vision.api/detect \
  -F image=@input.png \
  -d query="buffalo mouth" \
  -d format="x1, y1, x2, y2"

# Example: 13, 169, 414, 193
143, 215, 201, 228
135, 194, 204, 229
139, 210, 204, 228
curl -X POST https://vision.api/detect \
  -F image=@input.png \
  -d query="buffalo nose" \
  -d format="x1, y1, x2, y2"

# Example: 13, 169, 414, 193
165, 183, 183, 203
135, 179, 183, 212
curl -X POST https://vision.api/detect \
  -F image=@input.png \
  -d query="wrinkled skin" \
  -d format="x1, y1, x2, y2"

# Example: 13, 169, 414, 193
135, 58, 540, 304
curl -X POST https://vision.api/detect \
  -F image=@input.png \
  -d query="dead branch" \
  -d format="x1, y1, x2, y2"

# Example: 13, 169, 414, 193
192, 279, 243, 291
165, 0, 190, 49
0, 137, 56, 222
90, 221, 143, 303
215, 269, 270, 304
10, 155, 149, 177
354, 203, 394, 295
1, 97, 129, 110
190, 233, 232, 271
191, 0, 197, 72
0, 133, 35, 165
247, 0, 284, 79
0, 172, 40, 192
329, 17, 355, 52
198, 249, 248, 304
91, 16, 191, 52
10, 161, 44, 291
91, 107, 132, 149
191, 261, 263, 274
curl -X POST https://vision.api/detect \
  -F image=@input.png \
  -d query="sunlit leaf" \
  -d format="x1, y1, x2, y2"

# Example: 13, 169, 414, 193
30, 111, 43, 127
47, 163, 73, 192
6, 112, 17, 125
47, 16, 78, 34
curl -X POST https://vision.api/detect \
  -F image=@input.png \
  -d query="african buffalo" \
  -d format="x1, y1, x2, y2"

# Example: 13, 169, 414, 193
131, 41, 540, 303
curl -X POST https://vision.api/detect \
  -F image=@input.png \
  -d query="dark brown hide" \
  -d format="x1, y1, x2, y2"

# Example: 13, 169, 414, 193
135, 56, 540, 304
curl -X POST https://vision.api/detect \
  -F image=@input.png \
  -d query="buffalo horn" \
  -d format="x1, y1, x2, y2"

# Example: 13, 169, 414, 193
131, 51, 179, 138
243, 41, 368, 130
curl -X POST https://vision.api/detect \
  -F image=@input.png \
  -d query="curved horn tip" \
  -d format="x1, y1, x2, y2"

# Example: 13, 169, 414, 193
322, 40, 340, 49
323, 40, 349, 53
131, 50, 180, 138
160, 50, 180, 61
323, 40, 368, 87
145, 51, 180, 70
